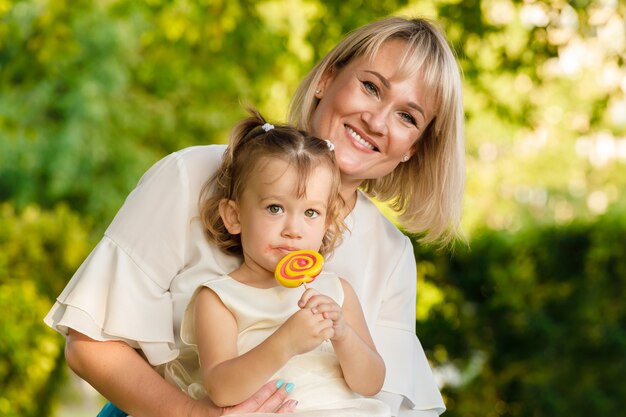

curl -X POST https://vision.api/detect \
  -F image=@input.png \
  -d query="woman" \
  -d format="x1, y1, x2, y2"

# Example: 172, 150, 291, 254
45, 16, 464, 417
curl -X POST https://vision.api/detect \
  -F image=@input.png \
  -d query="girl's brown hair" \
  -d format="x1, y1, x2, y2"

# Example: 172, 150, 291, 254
199, 109, 344, 256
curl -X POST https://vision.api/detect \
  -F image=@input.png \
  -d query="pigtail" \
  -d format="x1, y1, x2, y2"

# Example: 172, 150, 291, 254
227, 110, 266, 163
199, 110, 273, 255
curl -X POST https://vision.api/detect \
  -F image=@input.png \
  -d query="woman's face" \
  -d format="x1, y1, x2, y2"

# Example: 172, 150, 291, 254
311, 40, 435, 190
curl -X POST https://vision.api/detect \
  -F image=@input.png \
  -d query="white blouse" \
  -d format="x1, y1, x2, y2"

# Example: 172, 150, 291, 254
44, 145, 445, 416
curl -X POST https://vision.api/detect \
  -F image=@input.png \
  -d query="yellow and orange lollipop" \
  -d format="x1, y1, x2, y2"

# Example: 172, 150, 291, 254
275, 250, 324, 288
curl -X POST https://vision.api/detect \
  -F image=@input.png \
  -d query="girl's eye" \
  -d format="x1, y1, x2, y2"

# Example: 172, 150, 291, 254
400, 112, 417, 126
267, 205, 283, 214
304, 209, 320, 218
362, 80, 379, 97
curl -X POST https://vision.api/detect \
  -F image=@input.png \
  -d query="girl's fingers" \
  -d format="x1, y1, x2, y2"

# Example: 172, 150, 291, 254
322, 311, 340, 321
313, 302, 337, 313
317, 318, 334, 332
312, 303, 340, 320
319, 326, 335, 340
298, 288, 319, 307
302, 294, 333, 310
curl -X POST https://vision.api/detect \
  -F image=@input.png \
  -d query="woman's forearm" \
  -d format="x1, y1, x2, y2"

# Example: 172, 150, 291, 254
66, 329, 215, 417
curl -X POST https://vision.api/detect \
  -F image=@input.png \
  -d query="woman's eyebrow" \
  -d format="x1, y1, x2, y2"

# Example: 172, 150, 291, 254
365, 70, 426, 120
408, 102, 426, 120
365, 70, 391, 88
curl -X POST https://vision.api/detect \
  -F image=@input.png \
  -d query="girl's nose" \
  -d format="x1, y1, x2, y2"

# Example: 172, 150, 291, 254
281, 216, 302, 239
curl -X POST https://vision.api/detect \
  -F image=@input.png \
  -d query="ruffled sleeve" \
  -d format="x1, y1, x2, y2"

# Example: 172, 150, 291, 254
44, 146, 225, 365
44, 237, 178, 364
372, 236, 445, 415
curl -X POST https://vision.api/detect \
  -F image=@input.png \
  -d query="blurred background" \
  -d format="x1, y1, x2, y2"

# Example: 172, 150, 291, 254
1, 0, 625, 416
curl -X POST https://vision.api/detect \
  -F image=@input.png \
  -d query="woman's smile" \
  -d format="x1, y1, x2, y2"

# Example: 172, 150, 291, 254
345, 125, 379, 152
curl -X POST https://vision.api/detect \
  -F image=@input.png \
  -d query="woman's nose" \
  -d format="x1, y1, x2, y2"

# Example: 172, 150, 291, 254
361, 107, 388, 135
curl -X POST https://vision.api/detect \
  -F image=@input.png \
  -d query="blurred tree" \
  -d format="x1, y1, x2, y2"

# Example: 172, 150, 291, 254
0, 0, 409, 231
426, 0, 626, 233
414, 209, 626, 416
0, 0, 158, 228
0, 203, 91, 417
1, 0, 625, 416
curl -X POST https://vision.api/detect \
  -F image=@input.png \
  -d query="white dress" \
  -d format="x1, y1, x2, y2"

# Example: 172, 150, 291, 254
164, 273, 391, 417
44, 145, 445, 416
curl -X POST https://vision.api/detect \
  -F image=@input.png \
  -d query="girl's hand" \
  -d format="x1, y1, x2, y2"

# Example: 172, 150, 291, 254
278, 302, 333, 356
298, 289, 347, 341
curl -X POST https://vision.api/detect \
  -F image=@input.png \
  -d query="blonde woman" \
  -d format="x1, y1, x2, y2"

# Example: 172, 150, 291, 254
46, 16, 463, 417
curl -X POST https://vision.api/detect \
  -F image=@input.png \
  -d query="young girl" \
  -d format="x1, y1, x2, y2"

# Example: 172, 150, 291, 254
163, 110, 390, 416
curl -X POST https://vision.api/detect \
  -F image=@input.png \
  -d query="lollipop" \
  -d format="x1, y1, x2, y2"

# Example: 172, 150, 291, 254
275, 250, 324, 288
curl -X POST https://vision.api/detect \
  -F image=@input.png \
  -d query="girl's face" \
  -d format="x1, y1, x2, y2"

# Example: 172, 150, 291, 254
227, 158, 333, 283
311, 40, 436, 190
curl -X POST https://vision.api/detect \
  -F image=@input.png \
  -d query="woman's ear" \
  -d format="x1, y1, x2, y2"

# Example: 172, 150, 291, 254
315, 68, 335, 98
219, 199, 241, 234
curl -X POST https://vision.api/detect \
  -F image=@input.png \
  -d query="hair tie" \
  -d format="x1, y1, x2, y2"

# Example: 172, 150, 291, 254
262, 123, 275, 132
324, 140, 335, 151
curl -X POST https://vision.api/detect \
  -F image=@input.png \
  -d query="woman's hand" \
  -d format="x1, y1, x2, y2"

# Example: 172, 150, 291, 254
221, 379, 298, 415
298, 288, 348, 341
167, 379, 298, 417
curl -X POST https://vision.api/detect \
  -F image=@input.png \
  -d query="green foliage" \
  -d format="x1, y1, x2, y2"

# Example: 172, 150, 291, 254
0, 280, 65, 417
0, 0, 408, 231
1, 0, 625, 416
0, 203, 91, 417
3, 0, 623, 232
444, 1, 626, 233
415, 211, 626, 416
0, 0, 159, 228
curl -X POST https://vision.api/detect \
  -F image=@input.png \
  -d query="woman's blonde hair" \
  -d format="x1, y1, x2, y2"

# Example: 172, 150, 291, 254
199, 109, 344, 257
289, 17, 465, 247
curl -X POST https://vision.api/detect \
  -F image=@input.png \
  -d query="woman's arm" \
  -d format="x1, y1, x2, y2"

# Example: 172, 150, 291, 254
66, 329, 297, 417
66, 329, 213, 417
301, 281, 385, 396
194, 287, 333, 407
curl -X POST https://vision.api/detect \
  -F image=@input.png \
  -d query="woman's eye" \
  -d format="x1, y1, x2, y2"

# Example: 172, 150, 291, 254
362, 81, 379, 96
267, 205, 283, 214
400, 112, 417, 126
304, 209, 320, 218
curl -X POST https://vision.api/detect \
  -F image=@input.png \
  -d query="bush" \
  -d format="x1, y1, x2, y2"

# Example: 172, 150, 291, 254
414, 211, 626, 416
0, 203, 91, 417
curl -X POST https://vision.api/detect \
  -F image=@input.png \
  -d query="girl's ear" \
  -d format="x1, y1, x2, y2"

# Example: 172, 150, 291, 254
219, 199, 241, 235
